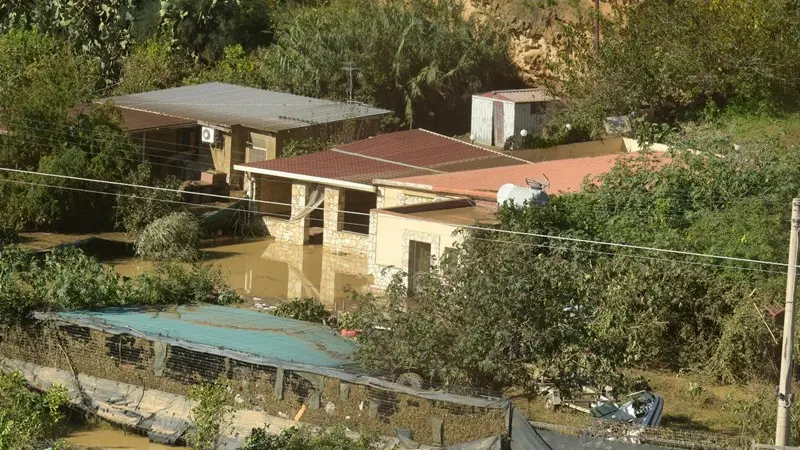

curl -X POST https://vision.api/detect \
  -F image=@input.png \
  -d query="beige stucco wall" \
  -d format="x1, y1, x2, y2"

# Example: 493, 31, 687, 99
368, 211, 460, 290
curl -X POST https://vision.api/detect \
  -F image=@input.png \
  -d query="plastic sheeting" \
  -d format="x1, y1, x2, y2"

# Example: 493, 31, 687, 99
35, 306, 510, 410
511, 409, 671, 450
289, 184, 325, 222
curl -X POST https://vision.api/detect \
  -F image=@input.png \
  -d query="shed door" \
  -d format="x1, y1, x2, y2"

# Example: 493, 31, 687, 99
408, 240, 432, 295
493, 101, 504, 146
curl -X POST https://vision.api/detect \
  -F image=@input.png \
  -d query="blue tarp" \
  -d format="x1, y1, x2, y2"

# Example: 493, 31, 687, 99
55, 305, 358, 368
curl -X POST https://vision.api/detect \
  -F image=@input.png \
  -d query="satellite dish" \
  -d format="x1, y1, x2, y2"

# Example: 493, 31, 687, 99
497, 182, 549, 207
469, 134, 476, 142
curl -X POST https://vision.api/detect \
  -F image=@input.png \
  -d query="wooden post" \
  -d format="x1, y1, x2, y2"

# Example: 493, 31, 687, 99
775, 198, 800, 446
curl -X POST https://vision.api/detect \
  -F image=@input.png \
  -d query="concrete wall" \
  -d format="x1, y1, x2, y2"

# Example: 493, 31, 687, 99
506, 137, 626, 163
368, 210, 460, 290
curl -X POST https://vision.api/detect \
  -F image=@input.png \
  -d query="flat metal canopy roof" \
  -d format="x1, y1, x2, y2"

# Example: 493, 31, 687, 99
104, 82, 391, 133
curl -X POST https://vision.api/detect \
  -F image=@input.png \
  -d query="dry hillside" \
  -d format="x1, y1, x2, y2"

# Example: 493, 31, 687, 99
464, 0, 615, 85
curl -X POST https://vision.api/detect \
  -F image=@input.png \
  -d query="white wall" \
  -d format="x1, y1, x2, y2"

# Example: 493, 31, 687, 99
470, 96, 494, 146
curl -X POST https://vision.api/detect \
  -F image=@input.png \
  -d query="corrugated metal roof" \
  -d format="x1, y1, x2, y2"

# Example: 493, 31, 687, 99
53, 305, 357, 368
236, 129, 523, 184
103, 82, 391, 133
474, 88, 556, 103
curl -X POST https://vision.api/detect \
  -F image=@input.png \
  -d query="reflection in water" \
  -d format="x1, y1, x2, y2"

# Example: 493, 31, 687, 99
67, 427, 185, 449
109, 239, 371, 311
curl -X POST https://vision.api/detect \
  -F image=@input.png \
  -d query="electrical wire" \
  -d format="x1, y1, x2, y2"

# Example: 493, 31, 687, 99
2, 166, 793, 272
470, 237, 786, 275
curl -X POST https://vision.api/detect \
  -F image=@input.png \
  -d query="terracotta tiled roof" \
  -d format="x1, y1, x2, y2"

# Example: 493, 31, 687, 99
386, 153, 668, 200
237, 129, 522, 184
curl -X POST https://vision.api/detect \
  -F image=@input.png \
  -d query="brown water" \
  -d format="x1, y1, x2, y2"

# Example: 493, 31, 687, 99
67, 427, 186, 450
107, 239, 371, 311
18, 233, 371, 309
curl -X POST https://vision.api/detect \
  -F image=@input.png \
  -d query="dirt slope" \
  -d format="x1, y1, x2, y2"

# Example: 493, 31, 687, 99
465, 0, 614, 85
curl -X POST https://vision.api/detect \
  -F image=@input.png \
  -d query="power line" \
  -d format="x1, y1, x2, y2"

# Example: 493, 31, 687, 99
2, 165, 794, 270
471, 237, 786, 275
0, 166, 371, 217
459, 223, 792, 269
0, 178, 372, 230
7, 173, 777, 275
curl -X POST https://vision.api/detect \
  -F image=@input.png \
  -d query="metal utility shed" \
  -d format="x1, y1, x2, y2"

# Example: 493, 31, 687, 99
470, 88, 558, 147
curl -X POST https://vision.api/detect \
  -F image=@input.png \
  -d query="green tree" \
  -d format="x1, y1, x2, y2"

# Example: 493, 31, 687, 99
159, 0, 277, 64
558, 0, 800, 131
115, 36, 191, 94
249, 0, 518, 131
0, 29, 95, 169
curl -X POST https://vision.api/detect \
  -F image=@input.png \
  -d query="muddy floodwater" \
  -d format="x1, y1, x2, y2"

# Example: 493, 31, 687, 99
67, 427, 186, 449
19, 233, 372, 311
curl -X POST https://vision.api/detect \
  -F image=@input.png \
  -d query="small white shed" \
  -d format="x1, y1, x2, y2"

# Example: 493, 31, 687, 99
470, 88, 557, 147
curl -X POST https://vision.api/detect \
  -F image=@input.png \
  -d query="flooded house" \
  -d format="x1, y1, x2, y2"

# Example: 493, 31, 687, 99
233, 129, 525, 256
101, 82, 391, 188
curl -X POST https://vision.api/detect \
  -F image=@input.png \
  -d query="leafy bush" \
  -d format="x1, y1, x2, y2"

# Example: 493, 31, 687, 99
189, 379, 233, 450
242, 426, 375, 450
0, 371, 70, 450
116, 165, 185, 237
136, 212, 203, 261
132, 262, 242, 306
0, 246, 240, 323
271, 298, 330, 324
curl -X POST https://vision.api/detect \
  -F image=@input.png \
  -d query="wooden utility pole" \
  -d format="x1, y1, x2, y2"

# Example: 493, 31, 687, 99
776, 198, 800, 446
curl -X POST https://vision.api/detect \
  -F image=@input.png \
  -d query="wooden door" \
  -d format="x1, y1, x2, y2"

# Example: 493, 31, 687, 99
408, 240, 432, 295
493, 101, 504, 146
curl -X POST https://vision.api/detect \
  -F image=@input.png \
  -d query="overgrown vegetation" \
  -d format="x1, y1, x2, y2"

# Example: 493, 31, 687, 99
357, 131, 799, 393
0, 371, 70, 450
557, 0, 800, 134
270, 298, 331, 324
242, 426, 376, 450
189, 379, 233, 450
136, 211, 203, 261
0, 246, 241, 324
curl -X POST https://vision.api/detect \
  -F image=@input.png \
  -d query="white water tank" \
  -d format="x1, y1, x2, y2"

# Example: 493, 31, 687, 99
497, 183, 549, 207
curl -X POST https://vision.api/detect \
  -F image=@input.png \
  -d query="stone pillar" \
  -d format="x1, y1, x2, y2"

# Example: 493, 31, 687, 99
323, 187, 345, 250
319, 251, 337, 308
289, 183, 311, 245
367, 211, 379, 278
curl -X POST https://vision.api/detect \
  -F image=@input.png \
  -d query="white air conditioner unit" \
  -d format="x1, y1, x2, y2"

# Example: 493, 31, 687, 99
201, 126, 216, 144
